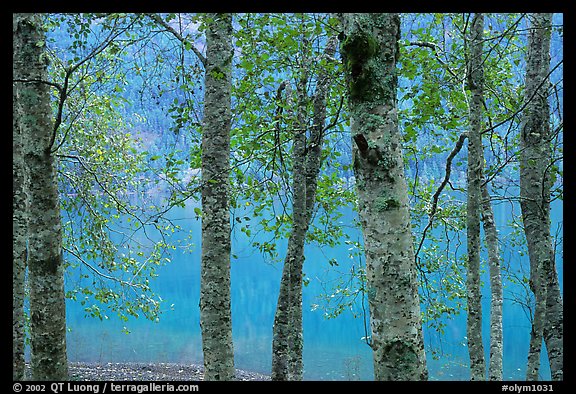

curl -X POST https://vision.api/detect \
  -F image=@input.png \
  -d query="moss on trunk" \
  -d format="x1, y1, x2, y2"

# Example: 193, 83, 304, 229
14, 13, 69, 381
339, 13, 427, 381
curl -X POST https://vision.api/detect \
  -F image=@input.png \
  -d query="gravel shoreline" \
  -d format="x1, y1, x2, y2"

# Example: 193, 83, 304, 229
28, 362, 271, 381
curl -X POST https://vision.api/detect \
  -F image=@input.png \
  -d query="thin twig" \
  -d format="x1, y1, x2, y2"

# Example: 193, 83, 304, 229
480, 60, 562, 136
145, 13, 207, 67
414, 132, 468, 263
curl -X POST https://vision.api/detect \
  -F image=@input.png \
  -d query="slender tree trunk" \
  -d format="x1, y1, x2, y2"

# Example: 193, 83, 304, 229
481, 184, 503, 380
465, 12, 486, 381
272, 36, 337, 381
305, 36, 338, 221
520, 12, 563, 381
271, 79, 297, 381
543, 258, 563, 381
288, 35, 338, 381
540, 17, 563, 373
339, 13, 427, 381
271, 79, 297, 380
272, 75, 308, 381
199, 13, 235, 381
12, 23, 28, 380
271, 258, 291, 380
13, 13, 69, 381
286, 71, 309, 381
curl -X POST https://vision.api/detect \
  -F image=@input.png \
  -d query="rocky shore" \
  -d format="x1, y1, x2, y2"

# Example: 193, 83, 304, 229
28, 362, 271, 381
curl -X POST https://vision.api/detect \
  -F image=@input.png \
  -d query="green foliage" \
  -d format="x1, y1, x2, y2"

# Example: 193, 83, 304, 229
313, 239, 365, 317
231, 13, 354, 264
37, 13, 562, 367
47, 13, 183, 326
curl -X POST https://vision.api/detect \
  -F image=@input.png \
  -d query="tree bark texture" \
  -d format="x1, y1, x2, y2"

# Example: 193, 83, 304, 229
13, 13, 69, 381
465, 12, 486, 381
543, 259, 563, 381
272, 75, 308, 381
286, 74, 308, 381
199, 13, 235, 381
339, 13, 428, 381
271, 36, 338, 381
12, 20, 28, 379
271, 79, 298, 381
520, 13, 563, 381
481, 184, 503, 381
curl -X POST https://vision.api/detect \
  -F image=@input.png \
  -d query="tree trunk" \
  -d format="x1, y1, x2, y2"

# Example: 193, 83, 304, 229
272, 76, 308, 381
481, 184, 503, 380
543, 259, 563, 381
519, 12, 563, 381
199, 13, 235, 381
272, 36, 338, 381
339, 13, 428, 381
286, 71, 309, 381
465, 12, 486, 381
13, 13, 69, 381
12, 20, 28, 380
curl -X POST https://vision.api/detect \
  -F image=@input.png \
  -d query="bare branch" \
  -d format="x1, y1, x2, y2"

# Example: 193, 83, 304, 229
414, 132, 468, 263
145, 13, 207, 67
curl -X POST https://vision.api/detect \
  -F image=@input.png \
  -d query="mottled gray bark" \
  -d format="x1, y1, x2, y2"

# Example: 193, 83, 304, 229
199, 13, 235, 381
543, 259, 563, 381
305, 36, 339, 222
272, 36, 338, 381
13, 13, 69, 381
481, 184, 503, 381
520, 13, 563, 381
286, 73, 308, 381
12, 21, 28, 380
272, 77, 308, 381
465, 13, 486, 381
271, 80, 297, 381
271, 259, 291, 380
339, 13, 427, 381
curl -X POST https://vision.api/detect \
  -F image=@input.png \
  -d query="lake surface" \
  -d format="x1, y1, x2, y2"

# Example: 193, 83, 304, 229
65, 195, 563, 381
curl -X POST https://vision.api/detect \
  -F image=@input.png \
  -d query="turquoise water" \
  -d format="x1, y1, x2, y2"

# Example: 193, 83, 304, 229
65, 196, 562, 381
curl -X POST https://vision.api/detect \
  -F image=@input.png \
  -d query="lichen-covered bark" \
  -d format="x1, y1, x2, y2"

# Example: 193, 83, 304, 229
199, 13, 235, 381
305, 35, 339, 222
12, 25, 28, 380
543, 259, 563, 381
481, 184, 503, 380
338, 13, 427, 381
286, 74, 308, 381
272, 37, 338, 381
271, 260, 292, 380
13, 13, 69, 381
520, 13, 563, 381
272, 77, 308, 381
465, 13, 486, 381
